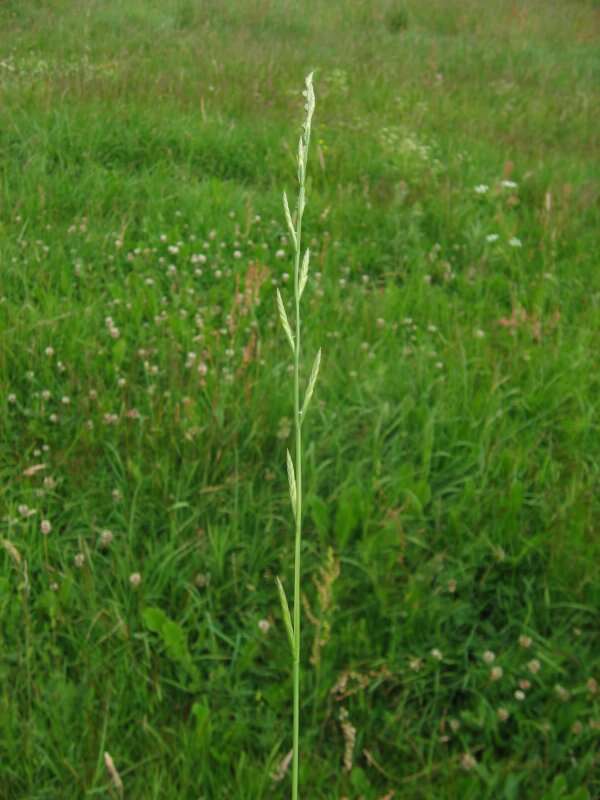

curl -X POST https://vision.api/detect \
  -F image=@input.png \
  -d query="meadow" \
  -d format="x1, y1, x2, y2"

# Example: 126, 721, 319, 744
1, 1, 600, 797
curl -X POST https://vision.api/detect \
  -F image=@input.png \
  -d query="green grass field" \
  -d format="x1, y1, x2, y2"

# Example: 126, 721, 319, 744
1, 1, 600, 797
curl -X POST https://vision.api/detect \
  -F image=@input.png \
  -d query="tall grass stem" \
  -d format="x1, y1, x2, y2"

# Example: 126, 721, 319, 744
275, 72, 318, 800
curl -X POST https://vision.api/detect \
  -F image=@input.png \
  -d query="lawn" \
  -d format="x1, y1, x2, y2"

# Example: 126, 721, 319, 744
1, 1, 599, 798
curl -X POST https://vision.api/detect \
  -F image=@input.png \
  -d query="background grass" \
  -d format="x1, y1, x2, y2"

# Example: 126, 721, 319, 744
1, 1, 599, 797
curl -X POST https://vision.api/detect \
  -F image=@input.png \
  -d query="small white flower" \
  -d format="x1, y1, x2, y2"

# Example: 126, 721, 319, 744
483, 650, 496, 664
486, 233, 499, 243
490, 666, 503, 681
509, 237, 522, 248
501, 180, 518, 189
555, 684, 570, 702
258, 619, 271, 634
461, 752, 477, 770
275, 249, 286, 259
99, 530, 114, 548
45, 346, 55, 357
8, 393, 16, 404
519, 635, 532, 649
474, 184, 489, 194
528, 659, 541, 674
431, 648, 443, 661
514, 690, 525, 701
74, 553, 85, 568
40, 519, 52, 535
129, 572, 142, 588
497, 707, 510, 722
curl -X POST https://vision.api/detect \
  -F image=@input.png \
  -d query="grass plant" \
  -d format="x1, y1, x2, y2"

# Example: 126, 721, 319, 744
275, 72, 320, 800
0, 1, 599, 798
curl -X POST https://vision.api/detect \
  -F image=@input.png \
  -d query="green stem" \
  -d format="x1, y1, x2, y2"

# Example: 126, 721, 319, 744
292, 187, 303, 800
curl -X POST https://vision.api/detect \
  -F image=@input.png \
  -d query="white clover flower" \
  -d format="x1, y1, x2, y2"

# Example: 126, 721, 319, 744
528, 659, 541, 674
474, 184, 489, 194
486, 233, 499, 243
514, 690, 525, 701
509, 237, 522, 248
431, 648, 443, 661
275, 249, 286, 259
74, 553, 85, 568
555, 684, 570, 702
490, 666, 503, 681
461, 752, 477, 770
519, 635, 532, 648
497, 707, 510, 722
483, 650, 496, 664
501, 180, 518, 189
129, 572, 142, 588
99, 530, 114, 548
258, 619, 271, 634
40, 519, 52, 535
